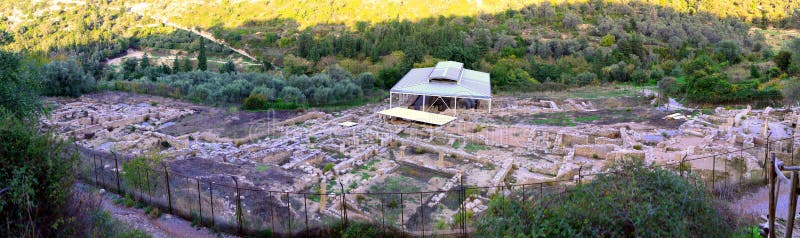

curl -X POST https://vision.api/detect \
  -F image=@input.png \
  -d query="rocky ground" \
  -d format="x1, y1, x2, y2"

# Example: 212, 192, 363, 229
46, 89, 800, 234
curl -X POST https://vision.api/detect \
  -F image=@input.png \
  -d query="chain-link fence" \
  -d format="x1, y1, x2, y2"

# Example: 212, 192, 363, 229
74, 136, 793, 236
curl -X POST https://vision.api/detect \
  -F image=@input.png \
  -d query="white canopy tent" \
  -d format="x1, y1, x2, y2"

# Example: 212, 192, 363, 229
388, 61, 492, 115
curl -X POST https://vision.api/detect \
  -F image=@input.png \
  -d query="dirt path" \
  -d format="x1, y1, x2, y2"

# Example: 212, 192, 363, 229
128, 4, 260, 64
93, 186, 237, 238
732, 179, 800, 237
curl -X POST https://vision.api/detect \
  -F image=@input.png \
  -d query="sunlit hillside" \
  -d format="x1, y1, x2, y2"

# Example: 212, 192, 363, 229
135, 0, 798, 29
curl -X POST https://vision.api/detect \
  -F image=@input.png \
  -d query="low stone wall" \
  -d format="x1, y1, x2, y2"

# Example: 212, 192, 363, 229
574, 144, 616, 159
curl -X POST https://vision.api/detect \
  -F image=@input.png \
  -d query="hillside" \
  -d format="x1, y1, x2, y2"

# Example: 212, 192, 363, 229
1, 0, 800, 109
138, 0, 797, 28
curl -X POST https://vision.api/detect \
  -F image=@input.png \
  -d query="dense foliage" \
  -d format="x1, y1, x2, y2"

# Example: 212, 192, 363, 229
2, 0, 799, 106
0, 50, 80, 237
40, 59, 97, 97
475, 160, 736, 237
113, 65, 376, 109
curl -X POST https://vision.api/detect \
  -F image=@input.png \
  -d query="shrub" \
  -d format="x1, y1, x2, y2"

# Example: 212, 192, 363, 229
600, 34, 616, 47
475, 159, 736, 237
633, 144, 643, 150
243, 93, 268, 110
714, 40, 741, 64
0, 116, 78, 237
41, 59, 96, 97
323, 163, 335, 173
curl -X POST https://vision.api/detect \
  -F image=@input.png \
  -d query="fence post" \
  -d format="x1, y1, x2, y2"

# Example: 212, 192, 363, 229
522, 184, 526, 202
786, 171, 799, 238
380, 194, 385, 236
196, 179, 202, 225
303, 193, 309, 233
400, 193, 404, 232
210, 182, 215, 227
286, 192, 291, 233
540, 183, 543, 201
114, 153, 121, 194
340, 180, 347, 227
93, 155, 99, 186
712, 155, 716, 190
766, 138, 770, 183
420, 192, 424, 237
461, 178, 466, 237
232, 176, 242, 235
269, 191, 275, 235
163, 164, 172, 213
578, 165, 583, 185
769, 152, 776, 238
681, 155, 687, 177
146, 168, 152, 204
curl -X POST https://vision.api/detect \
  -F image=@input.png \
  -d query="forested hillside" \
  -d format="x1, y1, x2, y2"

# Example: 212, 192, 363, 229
2, 0, 800, 108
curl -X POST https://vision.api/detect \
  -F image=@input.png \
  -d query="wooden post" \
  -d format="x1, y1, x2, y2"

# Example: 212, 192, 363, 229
320, 179, 327, 209
770, 153, 777, 238
786, 171, 799, 238
163, 164, 173, 213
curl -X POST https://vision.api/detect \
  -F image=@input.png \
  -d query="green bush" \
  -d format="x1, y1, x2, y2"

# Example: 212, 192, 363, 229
476, 159, 736, 237
600, 34, 616, 47
0, 115, 78, 237
323, 163, 335, 173
40, 59, 96, 97
243, 93, 268, 110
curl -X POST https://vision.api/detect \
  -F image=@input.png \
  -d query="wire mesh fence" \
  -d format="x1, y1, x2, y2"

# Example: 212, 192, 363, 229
73, 136, 795, 236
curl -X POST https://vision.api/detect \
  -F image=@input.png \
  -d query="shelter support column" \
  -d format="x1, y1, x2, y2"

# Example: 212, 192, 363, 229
488, 99, 492, 114
422, 96, 426, 112
454, 97, 457, 116
389, 92, 392, 108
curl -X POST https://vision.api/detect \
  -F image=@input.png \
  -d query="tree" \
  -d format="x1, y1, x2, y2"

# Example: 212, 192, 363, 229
683, 55, 733, 103
774, 51, 792, 72
40, 59, 95, 97
1, 50, 78, 237
749, 64, 761, 79
377, 67, 402, 90
600, 34, 616, 47
197, 38, 207, 71
713, 40, 741, 64
562, 11, 582, 30
220, 60, 236, 74
122, 58, 138, 79
182, 57, 193, 72
172, 56, 181, 72
356, 72, 376, 90
139, 54, 151, 69
280, 86, 306, 104
0, 30, 13, 46
0, 50, 41, 119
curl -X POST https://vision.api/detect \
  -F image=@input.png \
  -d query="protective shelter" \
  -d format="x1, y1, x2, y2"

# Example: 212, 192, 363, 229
388, 61, 492, 114
380, 61, 491, 126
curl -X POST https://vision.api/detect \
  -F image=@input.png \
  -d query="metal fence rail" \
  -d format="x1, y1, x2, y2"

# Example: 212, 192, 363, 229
73, 136, 797, 237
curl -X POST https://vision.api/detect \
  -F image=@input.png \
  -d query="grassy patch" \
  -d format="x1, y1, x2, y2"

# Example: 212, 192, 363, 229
464, 143, 490, 153
452, 140, 462, 149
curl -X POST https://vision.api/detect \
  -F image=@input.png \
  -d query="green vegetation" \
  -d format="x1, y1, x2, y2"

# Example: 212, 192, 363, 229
323, 163, 335, 173
475, 159, 744, 237
121, 153, 163, 194
369, 176, 419, 193
2, 0, 798, 107
528, 109, 647, 126
1, 49, 150, 237
465, 143, 490, 153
